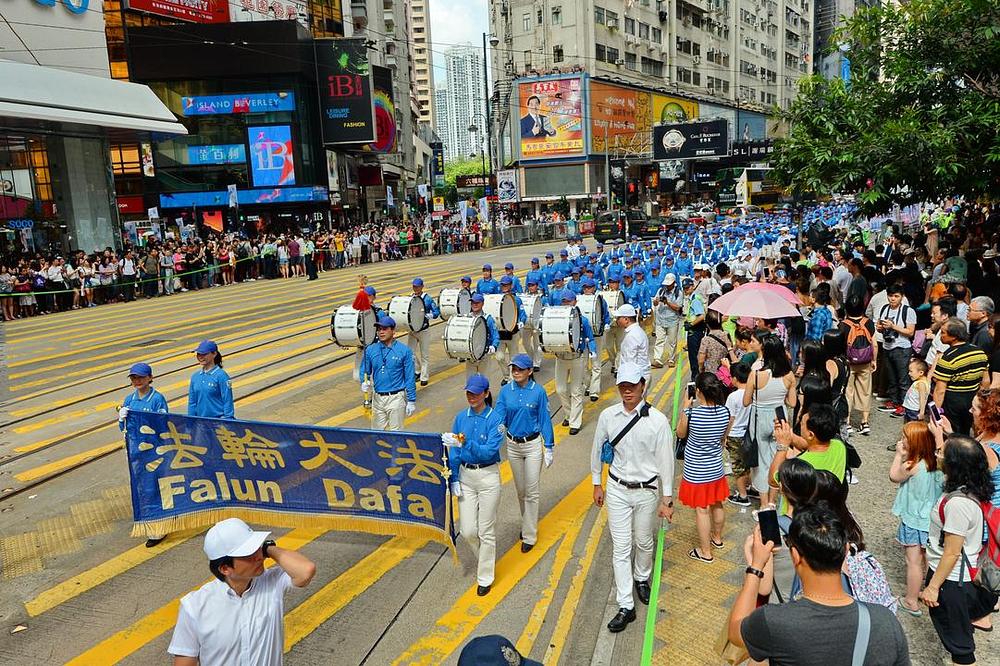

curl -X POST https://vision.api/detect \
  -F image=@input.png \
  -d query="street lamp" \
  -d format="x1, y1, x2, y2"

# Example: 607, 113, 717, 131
482, 32, 498, 245
467, 119, 487, 179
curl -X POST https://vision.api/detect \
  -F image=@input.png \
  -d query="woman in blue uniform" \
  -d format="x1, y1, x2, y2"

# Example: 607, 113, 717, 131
118, 362, 169, 547
445, 374, 505, 596
188, 340, 234, 419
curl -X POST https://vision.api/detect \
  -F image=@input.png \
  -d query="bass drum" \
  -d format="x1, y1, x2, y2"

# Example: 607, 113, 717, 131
539, 305, 582, 359
577, 293, 607, 337
331, 306, 376, 348
520, 294, 543, 330
443, 315, 489, 361
599, 289, 624, 316
438, 288, 471, 320
483, 293, 518, 333
388, 295, 427, 332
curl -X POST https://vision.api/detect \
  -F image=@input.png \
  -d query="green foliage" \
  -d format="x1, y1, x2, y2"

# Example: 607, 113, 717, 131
772, 0, 1000, 213
443, 157, 487, 187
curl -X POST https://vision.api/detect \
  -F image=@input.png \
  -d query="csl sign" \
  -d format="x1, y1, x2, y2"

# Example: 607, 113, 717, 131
32, 0, 90, 14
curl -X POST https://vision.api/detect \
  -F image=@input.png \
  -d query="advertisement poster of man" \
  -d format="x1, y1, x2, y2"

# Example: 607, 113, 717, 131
517, 78, 584, 159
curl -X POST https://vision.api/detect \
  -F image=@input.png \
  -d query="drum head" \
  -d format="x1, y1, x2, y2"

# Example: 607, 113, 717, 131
522, 295, 542, 328
408, 296, 427, 331
358, 308, 376, 345
469, 317, 488, 360
499, 293, 517, 331
456, 289, 472, 316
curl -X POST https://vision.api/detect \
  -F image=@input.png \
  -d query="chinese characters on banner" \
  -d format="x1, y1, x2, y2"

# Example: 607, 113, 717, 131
589, 81, 651, 154
517, 77, 584, 160
125, 413, 454, 549
496, 170, 518, 204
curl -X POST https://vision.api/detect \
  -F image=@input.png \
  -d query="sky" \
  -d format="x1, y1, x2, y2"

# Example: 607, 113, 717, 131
428, 0, 489, 85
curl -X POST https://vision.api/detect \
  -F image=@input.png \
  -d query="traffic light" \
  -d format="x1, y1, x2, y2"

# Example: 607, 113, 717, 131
627, 180, 639, 206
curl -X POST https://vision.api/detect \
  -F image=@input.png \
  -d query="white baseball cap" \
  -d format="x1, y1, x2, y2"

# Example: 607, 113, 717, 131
615, 304, 638, 318
616, 362, 645, 385
203, 518, 271, 560
664, 273, 677, 285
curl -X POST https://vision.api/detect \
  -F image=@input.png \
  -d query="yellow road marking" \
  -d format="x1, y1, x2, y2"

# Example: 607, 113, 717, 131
391, 475, 594, 665
515, 511, 588, 656
542, 511, 608, 665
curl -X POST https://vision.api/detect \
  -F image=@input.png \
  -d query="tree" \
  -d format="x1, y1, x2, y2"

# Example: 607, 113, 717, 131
772, 0, 1000, 213
443, 157, 487, 188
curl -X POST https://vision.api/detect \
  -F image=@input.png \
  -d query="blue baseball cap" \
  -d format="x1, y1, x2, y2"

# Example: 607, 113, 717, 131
531, 257, 539, 265
582, 277, 596, 288
500, 275, 513, 285
482, 264, 492, 271
471, 293, 485, 303
461, 275, 472, 283
365, 286, 377, 296
526, 276, 538, 285
545, 251, 554, 258
560, 249, 568, 256
376, 315, 396, 328
128, 362, 153, 377
194, 340, 218, 355
510, 353, 533, 370
571, 267, 581, 274
561, 289, 577, 302
464, 374, 490, 394
596, 242, 603, 248
412, 277, 424, 287
623, 270, 633, 278
608, 274, 621, 282
504, 262, 514, 270
553, 272, 564, 281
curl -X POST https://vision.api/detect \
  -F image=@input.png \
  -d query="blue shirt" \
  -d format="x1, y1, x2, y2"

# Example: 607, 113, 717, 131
546, 287, 567, 307
476, 311, 501, 349
188, 366, 234, 419
675, 257, 694, 277
416, 292, 440, 327
622, 282, 651, 315
526, 268, 546, 291
361, 340, 417, 402
578, 314, 598, 355
496, 379, 556, 447
120, 387, 169, 431
503, 273, 523, 293
477, 277, 500, 294
449, 406, 505, 479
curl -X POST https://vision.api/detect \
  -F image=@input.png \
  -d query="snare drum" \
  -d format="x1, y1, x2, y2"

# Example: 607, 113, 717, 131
388, 295, 427, 332
331, 306, 376, 348
438, 288, 471, 320
539, 306, 582, 358
577, 293, 608, 337
520, 294, 543, 330
443, 315, 489, 361
483, 293, 518, 333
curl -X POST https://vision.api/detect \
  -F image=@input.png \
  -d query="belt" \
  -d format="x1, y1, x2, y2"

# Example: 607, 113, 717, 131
509, 432, 541, 444
608, 471, 659, 490
375, 389, 403, 396
462, 462, 498, 470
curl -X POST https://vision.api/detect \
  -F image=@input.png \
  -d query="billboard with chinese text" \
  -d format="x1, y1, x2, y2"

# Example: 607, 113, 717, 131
127, 0, 229, 23
589, 81, 651, 154
517, 77, 584, 160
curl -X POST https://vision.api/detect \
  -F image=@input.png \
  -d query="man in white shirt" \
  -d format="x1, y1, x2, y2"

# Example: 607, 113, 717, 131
169, 518, 316, 666
832, 249, 852, 298
591, 363, 675, 633
614, 304, 651, 384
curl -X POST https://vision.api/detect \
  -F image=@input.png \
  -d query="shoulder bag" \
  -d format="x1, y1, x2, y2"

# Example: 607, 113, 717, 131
601, 403, 650, 464
739, 372, 760, 469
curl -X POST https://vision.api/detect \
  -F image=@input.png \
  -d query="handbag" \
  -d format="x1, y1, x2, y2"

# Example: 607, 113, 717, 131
714, 618, 749, 666
845, 439, 863, 469
600, 402, 650, 464
739, 372, 760, 469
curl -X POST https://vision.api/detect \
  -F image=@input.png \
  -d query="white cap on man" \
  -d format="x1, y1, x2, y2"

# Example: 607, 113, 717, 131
203, 518, 271, 560
616, 362, 645, 385
664, 273, 676, 285
615, 304, 637, 318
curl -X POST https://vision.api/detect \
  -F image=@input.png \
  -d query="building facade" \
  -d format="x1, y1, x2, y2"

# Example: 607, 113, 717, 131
442, 44, 487, 162
434, 86, 451, 153
409, 0, 436, 127
813, 0, 878, 80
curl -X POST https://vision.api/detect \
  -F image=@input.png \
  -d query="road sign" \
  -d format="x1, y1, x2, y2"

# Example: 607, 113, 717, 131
432, 196, 445, 212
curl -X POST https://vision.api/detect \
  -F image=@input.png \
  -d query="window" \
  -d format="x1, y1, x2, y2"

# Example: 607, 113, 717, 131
523, 13, 530, 31
537, 8, 543, 24
552, 6, 561, 25
625, 52, 637, 70
524, 49, 532, 68
607, 46, 620, 63
553, 45, 564, 63
692, 42, 700, 56
625, 17, 635, 34
110, 144, 141, 176
641, 57, 664, 77
638, 22, 649, 39
606, 10, 618, 28
651, 27, 661, 44
596, 44, 607, 62
594, 6, 605, 24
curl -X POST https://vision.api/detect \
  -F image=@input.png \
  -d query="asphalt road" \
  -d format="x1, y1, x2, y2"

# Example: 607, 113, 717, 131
0, 242, 993, 665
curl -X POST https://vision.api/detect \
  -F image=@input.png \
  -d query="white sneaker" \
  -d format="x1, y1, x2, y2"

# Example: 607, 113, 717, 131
847, 470, 860, 485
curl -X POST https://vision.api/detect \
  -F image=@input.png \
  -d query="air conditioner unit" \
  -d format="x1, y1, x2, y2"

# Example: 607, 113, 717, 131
683, 17, 691, 26
615, 58, 626, 66
504, 62, 515, 75
658, 10, 668, 21
693, 55, 701, 64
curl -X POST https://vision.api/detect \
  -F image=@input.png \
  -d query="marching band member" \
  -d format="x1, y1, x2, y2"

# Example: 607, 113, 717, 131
604, 275, 625, 371
496, 276, 526, 384
407, 277, 440, 386
501, 262, 523, 293
582, 277, 611, 402
496, 354, 555, 553
555, 248, 574, 277
556, 290, 597, 435
522, 277, 543, 370
526, 258, 546, 294
591, 362, 675, 633
360, 315, 417, 431
350, 279, 382, 407
546, 273, 567, 306
467, 293, 500, 379
477, 264, 500, 294
188, 340, 234, 420
445, 374, 504, 596
541, 251, 557, 288
460, 275, 473, 292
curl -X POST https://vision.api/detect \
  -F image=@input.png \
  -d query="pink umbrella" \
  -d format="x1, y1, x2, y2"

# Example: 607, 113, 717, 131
709, 283, 802, 319
753, 281, 803, 305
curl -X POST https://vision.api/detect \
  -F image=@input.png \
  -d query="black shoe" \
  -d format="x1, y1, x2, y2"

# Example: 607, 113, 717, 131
746, 486, 761, 499
569, 428, 580, 435
634, 579, 651, 605
562, 419, 569, 427
607, 607, 636, 632
727, 494, 751, 507
532, 366, 541, 372
477, 584, 491, 596
501, 379, 508, 386
521, 542, 534, 553
420, 380, 428, 386
145, 536, 165, 548
584, 390, 590, 396
590, 395, 598, 402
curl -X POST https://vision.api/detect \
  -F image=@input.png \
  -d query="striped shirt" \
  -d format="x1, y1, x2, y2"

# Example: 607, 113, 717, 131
933, 343, 988, 395
681, 404, 730, 484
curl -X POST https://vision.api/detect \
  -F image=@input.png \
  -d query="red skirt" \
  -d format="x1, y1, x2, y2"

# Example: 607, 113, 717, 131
678, 477, 730, 508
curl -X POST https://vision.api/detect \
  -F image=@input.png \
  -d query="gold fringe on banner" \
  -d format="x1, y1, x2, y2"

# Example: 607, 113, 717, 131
131, 508, 456, 557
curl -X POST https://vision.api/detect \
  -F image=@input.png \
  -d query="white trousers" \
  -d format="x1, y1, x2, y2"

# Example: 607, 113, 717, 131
465, 357, 490, 380
371, 391, 405, 431
605, 480, 659, 610
605, 327, 623, 368
521, 327, 541, 367
458, 464, 502, 586
652, 322, 681, 365
496, 335, 519, 380
507, 435, 543, 545
407, 328, 432, 381
554, 354, 586, 429
353, 348, 363, 382
589, 335, 605, 395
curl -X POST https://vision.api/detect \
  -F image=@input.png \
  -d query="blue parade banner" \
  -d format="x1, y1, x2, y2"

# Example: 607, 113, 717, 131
125, 413, 454, 550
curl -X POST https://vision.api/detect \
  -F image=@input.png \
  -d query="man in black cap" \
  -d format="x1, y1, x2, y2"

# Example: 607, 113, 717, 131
458, 635, 541, 666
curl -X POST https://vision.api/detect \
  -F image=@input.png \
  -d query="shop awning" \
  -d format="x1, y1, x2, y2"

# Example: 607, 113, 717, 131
0, 60, 187, 136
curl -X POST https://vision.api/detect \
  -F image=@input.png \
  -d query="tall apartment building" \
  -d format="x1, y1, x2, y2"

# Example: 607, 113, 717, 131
490, 0, 814, 112
409, 0, 436, 127
434, 86, 451, 151
813, 0, 878, 80
441, 45, 487, 162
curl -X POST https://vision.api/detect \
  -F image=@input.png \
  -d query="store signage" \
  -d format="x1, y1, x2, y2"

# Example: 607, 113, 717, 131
159, 186, 328, 209
653, 119, 729, 160
248, 125, 296, 187
181, 92, 295, 116
116, 195, 145, 214
431, 142, 445, 187
316, 38, 376, 144
730, 140, 775, 159
230, 0, 306, 26
456, 175, 494, 189
32, 0, 89, 15
187, 144, 247, 166
368, 66, 396, 153
127, 0, 229, 22
6, 218, 34, 229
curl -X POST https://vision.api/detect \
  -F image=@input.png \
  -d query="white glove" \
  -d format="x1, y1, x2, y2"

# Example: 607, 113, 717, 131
405, 402, 416, 417
450, 482, 463, 497
544, 447, 554, 468
487, 345, 496, 355
442, 432, 462, 447
118, 406, 130, 421
590, 352, 598, 361
361, 381, 370, 394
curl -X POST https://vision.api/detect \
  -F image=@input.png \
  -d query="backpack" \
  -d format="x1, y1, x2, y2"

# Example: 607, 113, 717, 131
938, 492, 1000, 595
844, 317, 875, 365
844, 547, 898, 614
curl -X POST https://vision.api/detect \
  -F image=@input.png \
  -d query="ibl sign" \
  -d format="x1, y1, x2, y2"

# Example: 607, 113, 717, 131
31, 0, 90, 15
